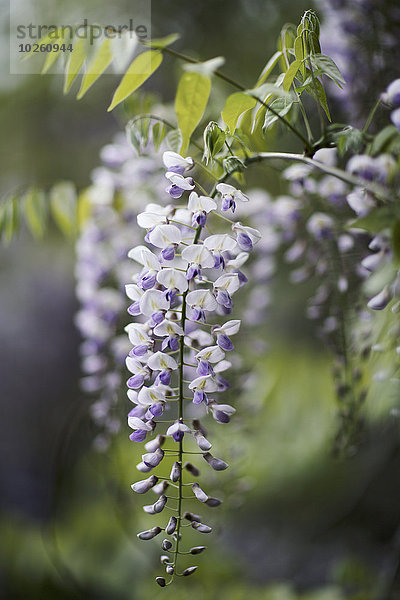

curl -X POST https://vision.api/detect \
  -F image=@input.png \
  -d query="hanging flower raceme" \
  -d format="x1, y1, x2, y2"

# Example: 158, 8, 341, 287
125, 151, 260, 585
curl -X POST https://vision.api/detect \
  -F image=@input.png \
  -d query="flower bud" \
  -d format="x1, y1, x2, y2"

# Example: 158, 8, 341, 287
162, 539, 173, 550
203, 121, 225, 165
182, 566, 198, 576
154, 494, 167, 513
190, 546, 207, 554
194, 430, 212, 451
153, 480, 169, 495
166, 516, 177, 535
170, 461, 181, 482
155, 577, 166, 587
137, 526, 162, 540
203, 452, 228, 471
184, 511, 202, 523
192, 483, 208, 503
160, 555, 170, 564
145, 435, 165, 452
184, 462, 200, 476
206, 497, 222, 507
166, 565, 174, 575
142, 448, 164, 468
131, 475, 158, 494
136, 461, 152, 473
191, 521, 212, 533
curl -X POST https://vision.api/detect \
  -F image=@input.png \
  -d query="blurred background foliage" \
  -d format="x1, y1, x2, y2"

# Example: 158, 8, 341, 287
1, 1, 400, 599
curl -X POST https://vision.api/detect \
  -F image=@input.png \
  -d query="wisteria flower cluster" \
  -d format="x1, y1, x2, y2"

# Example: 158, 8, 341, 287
125, 151, 260, 585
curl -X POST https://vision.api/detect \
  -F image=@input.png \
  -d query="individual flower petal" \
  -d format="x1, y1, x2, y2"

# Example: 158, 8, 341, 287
139, 290, 170, 317
195, 345, 225, 363
157, 268, 188, 293
128, 245, 161, 271
163, 151, 194, 173
148, 224, 182, 249
186, 290, 218, 312
188, 191, 217, 213
147, 351, 178, 372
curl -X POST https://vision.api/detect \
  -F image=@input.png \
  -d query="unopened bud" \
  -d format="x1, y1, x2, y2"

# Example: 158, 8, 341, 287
184, 511, 202, 522
162, 539, 172, 550
203, 121, 225, 165
153, 480, 169, 495
153, 494, 167, 513
203, 452, 228, 471
190, 546, 207, 554
131, 475, 158, 494
184, 462, 200, 476
160, 555, 170, 564
194, 430, 212, 451
170, 461, 181, 482
145, 435, 165, 453
166, 565, 174, 575
182, 565, 198, 576
191, 521, 212, 534
142, 448, 164, 468
137, 526, 162, 540
136, 461, 152, 473
192, 483, 208, 503
166, 516, 177, 535
155, 576, 166, 587
206, 497, 222, 507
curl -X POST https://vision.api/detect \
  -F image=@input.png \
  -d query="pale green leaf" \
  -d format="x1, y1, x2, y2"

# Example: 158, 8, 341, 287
0, 197, 20, 245
24, 189, 47, 238
222, 92, 257, 133
108, 50, 163, 111
41, 31, 65, 74
310, 54, 345, 88
263, 97, 294, 132
166, 129, 183, 153
175, 71, 211, 154
283, 59, 301, 91
77, 38, 113, 100
64, 38, 87, 93
50, 182, 77, 237
255, 51, 283, 87
144, 33, 180, 49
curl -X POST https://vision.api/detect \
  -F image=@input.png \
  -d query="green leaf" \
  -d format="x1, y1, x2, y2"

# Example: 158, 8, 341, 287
222, 156, 246, 174
249, 82, 292, 99
302, 74, 331, 120
370, 125, 400, 156
175, 71, 211, 154
283, 59, 301, 91
22, 29, 63, 60
332, 126, 365, 156
310, 54, 345, 88
350, 207, 393, 233
50, 182, 77, 237
222, 92, 257, 133
24, 188, 47, 238
127, 117, 152, 154
183, 56, 225, 77
203, 121, 226, 164
255, 51, 283, 87
152, 122, 167, 151
263, 97, 294, 132
0, 196, 20, 245
64, 38, 87, 93
41, 31, 65, 74
294, 36, 305, 76
143, 33, 180, 49
166, 129, 183, 153
77, 39, 113, 100
108, 50, 163, 111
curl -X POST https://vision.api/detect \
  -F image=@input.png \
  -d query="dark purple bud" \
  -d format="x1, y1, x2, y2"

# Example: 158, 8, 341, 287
237, 232, 253, 252
131, 475, 158, 494
193, 390, 207, 405
184, 462, 200, 476
194, 430, 212, 451
129, 430, 147, 443
191, 522, 212, 533
192, 483, 208, 503
166, 565, 174, 575
130, 344, 148, 357
156, 577, 166, 587
170, 461, 181, 483
139, 272, 157, 290
190, 546, 207, 555
166, 184, 184, 199
203, 452, 228, 471
217, 334, 234, 351
137, 526, 162, 540
184, 512, 202, 523
196, 360, 214, 376
128, 301, 141, 316
182, 566, 198, 576
127, 374, 144, 389
161, 245, 175, 261
166, 516, 177, 535
206, 497, 222, 507
216, 290, 233, 309
153, 494, 167, 513
213, 409, 230, 424
162, 539, 173, 550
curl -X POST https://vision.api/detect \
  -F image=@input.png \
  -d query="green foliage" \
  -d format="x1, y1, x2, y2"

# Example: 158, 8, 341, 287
263, 97, 294, 132
222, 93, 257, 133
50, 182, 78, 238
77, 39, 113, 100
143, 33, 180, 50
63, 38, 87, 93
202, 121, 226, 165
255, 51, 283, 87
24, 188, 48, 238
330, 126, 365, 156
175, 71, 211, 154
108, 50, 163, 111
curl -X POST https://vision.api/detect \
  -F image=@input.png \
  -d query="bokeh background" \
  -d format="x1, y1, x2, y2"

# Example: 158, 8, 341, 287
1, 1, 400, 599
